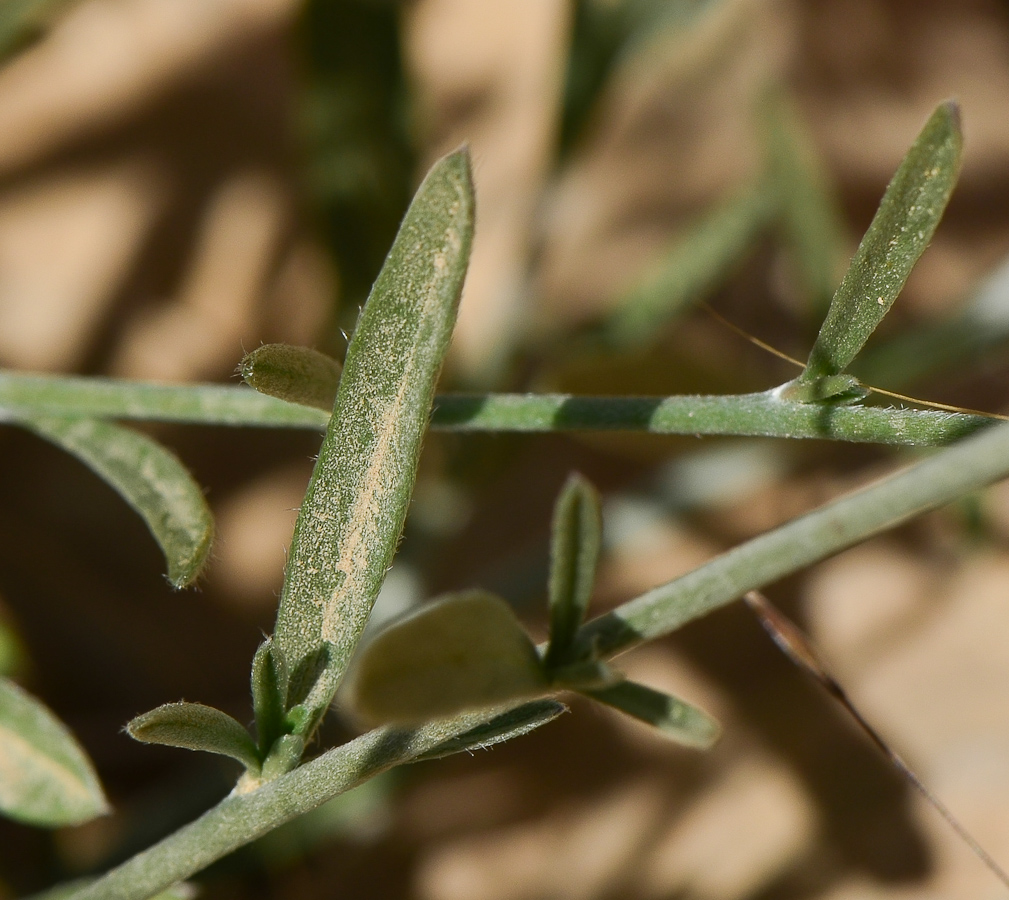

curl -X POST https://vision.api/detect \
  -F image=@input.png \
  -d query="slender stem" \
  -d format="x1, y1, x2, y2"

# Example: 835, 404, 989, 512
0, 372, 990, 445
66, 707, 525, 900
573, 418, 1009, 661
63, 420, 1009, 900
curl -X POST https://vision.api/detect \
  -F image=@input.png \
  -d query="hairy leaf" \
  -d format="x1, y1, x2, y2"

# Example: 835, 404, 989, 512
798, 101, 963, 383
272, 148, 474, 734
0, 677, 109, 827
21, 416, 213, 588
239, 344, 342, 412
127, 703, 260, 773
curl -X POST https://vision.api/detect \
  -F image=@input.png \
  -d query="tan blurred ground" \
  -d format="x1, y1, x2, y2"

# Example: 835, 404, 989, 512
4, 1, 1009, 899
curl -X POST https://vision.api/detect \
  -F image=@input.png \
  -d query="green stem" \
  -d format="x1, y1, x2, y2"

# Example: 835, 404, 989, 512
0, 373, 990, 445
64, 419, 1009, 900
66, 707, 530, 900
573, 418, 1009, 661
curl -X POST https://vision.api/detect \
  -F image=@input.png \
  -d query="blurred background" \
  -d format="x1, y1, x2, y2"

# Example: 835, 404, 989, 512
4, 0, 1009, 897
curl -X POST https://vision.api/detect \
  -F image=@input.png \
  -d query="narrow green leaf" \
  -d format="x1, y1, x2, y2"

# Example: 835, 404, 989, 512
583, 679, 720, 749
605, 179, 775, 346
799, 101, 963, 382
272, 147, 475, 734
413, 699, 566, 761
239, 344, 342, 412
20, 416, 213, 588
544, 473, 602, 669
127, 703, 260, 773
251, 639, 289, 757
0, 677, 109, 827
349, 590, 549, 727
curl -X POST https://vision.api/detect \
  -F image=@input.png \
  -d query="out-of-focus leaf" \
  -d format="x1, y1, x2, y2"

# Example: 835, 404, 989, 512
239, 344, 342, 411
414, 699, 567, 761
604, 180, 775, 346
794, 101, 963, 387
761, 89, 847, 317
296, 0, 414, 321
127, 703, 260, 773
0, 677, 109, 827
20, 416, 213, 588
0, 0, 75, 63
583, 678, 720, 748
545, 474, 602, 668
350, 591, 549, 727
272, 148, 474, 739
559, 0, 718, 157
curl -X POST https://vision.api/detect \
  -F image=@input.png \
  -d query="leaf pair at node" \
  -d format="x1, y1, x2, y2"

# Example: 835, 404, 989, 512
349, 473, 720, 750
541, 474, 720, 749
127, 638, 305, 787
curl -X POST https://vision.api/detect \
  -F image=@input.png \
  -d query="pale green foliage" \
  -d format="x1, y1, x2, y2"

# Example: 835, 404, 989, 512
127, 702, 260, 774
349, 591, 549, 726
25, 98, 1009, 900
795, 101, 963, 387
272, 148, 475, 736
20, 416, 213, 587
239, 344, 342, 412
0, 677, 109, 827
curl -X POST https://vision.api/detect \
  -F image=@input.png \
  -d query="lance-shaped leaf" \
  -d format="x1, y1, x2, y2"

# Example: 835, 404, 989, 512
794, 101, 962, 388
272, 148, 474, 734
239, 344, 342, 412
414, 699, 567, 762
583, 679, 721, 750
251, 639, 289, 757
349, 590, 549, 727
0, 676, 109, 827
20, 416, 213, 588
127, 702, 260, 773
544, 473, 602, 669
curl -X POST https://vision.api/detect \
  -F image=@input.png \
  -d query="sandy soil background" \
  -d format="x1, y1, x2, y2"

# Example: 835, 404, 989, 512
4, 1, 1009, 898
